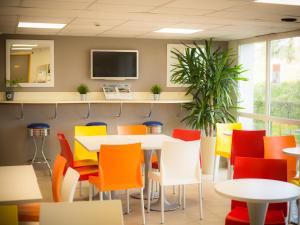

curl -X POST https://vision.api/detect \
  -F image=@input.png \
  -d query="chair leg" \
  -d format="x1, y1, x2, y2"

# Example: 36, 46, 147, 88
140, 188, 146, 225
161, 186, 164, 224
79, 181, 82, 197
178, 185, 182, 206
147, 179, 152, 213
213, 155, 220, 182
173, 185, 176, 194
126, 189, 130, 214
89, 184, 93, 201
99, 192, 103, 201
108, 191, 112, 200
183, 185, 186, 210
198, 183, 204, 219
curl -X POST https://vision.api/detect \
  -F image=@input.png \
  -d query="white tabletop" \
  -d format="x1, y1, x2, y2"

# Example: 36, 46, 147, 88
223, 131, 233, 136
215, 178, 300, 203
40, 200, 124, 225
282, 146, 300, 157
75, 134, 182, 152
0, 165, 42, 204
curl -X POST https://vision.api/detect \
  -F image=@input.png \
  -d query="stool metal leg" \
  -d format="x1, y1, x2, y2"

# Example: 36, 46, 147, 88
31, 136, 38, 164
40, 136, 52, 175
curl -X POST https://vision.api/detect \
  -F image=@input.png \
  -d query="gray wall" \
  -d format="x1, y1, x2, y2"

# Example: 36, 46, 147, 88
0, 34, 227, 166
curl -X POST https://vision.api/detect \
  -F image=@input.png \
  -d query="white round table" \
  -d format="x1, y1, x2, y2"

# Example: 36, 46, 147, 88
283, 146, 300, 178
223, 131, 233, 136
215, 178, 300, 225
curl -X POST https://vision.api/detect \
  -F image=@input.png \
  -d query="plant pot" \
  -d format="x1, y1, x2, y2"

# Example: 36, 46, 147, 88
80, 94, 87, 101
153, 94, 160, 100
201, 136, 216, 175
5, 90, 14, 101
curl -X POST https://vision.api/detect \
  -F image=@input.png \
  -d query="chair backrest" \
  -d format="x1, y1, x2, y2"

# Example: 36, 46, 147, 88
117, 125, 147, 135
52, 154, 67, 202
98, 143, 143, 191
230, 130, 266, 165
0, 205, 18, 225
172, 128, 201, 141
61, 167, 80, 202
57, 133, 74, 169
264, 135, 297, 181
233, 157, 287, 216
74, 125, 107, 161
215, 123, 242, 157
160, 141, 201, 186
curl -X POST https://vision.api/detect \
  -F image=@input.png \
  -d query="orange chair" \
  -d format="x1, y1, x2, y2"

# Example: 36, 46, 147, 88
18, 155, 79, 222
89, 143, 145, 224
264, 135, 297, 182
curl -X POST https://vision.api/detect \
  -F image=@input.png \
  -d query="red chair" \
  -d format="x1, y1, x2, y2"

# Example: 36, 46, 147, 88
230, 130, 266, 166
225, 157, 287, 225
57, 133, 98, 187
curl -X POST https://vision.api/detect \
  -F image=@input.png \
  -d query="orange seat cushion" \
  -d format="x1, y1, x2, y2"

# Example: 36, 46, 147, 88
73, 159, 98, 167
18, 203, 40, 222
225, 207, 285, 225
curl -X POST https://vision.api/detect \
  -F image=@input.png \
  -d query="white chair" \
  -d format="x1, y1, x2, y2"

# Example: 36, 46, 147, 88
61, 167, 80, 202
147, 141, 203, 223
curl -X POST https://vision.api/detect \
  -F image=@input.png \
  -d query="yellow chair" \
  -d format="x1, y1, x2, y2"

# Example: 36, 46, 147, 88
74, 125, 107, 164
0, 205, 18, 225
213, 122, 242, 182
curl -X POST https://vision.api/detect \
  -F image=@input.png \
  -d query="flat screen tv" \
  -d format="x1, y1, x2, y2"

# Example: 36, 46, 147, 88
91, 50, 138, 80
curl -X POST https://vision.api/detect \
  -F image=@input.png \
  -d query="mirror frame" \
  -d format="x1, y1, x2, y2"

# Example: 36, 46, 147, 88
6, 39, 55, 87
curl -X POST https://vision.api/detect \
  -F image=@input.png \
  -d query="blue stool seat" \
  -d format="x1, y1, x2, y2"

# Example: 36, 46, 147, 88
27, 123, 50, 129
86, 122, 107, 126
142, 121, 163, 126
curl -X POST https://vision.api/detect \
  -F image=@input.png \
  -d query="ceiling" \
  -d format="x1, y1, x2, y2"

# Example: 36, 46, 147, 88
0, 0, 300, 41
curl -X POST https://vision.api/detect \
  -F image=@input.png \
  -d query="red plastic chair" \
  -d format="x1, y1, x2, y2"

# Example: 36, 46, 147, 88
57, 133, 98, 182
225, 157, 287, 225
230, 130, 266, 166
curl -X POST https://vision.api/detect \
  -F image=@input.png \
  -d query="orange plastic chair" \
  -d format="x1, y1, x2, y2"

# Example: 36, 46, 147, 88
89, 143, 145, 224
18, 154, 67, 222
264, 135, 297, 182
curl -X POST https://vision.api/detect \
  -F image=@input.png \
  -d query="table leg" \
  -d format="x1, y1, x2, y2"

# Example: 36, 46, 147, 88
131, 150, 158, 200
247, 202, 268, 225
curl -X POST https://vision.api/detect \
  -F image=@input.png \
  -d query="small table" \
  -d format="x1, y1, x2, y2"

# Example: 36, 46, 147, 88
215, 178, 300, 225
75, 134, 181, 211
0, 165, 42, 204
40, 200, 124, 225
282, 146, 300, 178
223, 131, 233, 136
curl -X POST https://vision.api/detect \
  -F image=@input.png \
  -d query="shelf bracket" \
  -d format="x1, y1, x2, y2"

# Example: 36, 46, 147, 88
176, 103, 183, 117
114, 103, 123, 117
17, 103, 24, 120
145, 103, 154, 118
50, 103, 58, 120
84, 103, 91, 119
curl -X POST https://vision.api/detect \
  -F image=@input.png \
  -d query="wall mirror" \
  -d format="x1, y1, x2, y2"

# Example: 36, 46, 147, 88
6, 39, 54, 87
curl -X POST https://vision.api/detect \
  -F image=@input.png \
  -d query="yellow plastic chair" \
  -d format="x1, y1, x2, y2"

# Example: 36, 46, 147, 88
213, 122, 242, 182
74, 125, 107, 163
0, 205, 18, 225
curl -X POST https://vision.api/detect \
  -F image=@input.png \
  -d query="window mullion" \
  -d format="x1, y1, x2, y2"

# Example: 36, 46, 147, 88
265, 40, 271, 134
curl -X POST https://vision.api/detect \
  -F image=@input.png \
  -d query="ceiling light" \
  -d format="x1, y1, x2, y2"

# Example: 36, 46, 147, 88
18, 22, 66, 29
11, 47, 32, 50
12, 44, 38, 47
254, 0, 300, 6
154, 28, 202, 34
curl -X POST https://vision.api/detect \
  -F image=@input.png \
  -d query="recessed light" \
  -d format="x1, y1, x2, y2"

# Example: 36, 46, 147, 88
18, 22, 66, 29
154, 28, 202, 34
254, 0, 300, 6
11, 47, 32, 50
12, 44, 38, 47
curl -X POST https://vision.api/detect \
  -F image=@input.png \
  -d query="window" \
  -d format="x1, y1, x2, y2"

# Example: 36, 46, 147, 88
238, 36, 300, 143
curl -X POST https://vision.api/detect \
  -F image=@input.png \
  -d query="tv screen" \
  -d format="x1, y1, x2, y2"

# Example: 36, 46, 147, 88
91, 50, 138, 79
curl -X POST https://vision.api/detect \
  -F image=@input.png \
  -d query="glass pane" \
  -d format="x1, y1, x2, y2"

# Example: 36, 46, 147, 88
270, 122, 300, 144
270, 37, 300, 120
238, 42, 266, 114
238, 117, 266, 130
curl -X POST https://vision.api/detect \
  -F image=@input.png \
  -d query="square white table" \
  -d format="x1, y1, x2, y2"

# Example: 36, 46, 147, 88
40, 200, 124, 225
0, 165, 42, 204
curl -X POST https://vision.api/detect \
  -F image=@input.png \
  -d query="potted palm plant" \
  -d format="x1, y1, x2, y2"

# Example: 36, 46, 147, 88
77, 84, 89, 101
5, 79, 21, 101
150, 84, 162, 100
171, 39, 246, 174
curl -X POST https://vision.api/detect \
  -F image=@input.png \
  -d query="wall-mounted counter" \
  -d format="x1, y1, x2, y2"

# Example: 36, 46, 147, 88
0, 92, 192, 120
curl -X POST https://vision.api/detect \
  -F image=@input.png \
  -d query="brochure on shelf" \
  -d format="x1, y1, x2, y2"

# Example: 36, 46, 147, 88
102, 84, 133, 100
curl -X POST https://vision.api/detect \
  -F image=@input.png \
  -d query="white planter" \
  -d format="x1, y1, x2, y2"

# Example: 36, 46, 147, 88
80, 94, 87, 101
153, 94, 160, 100
201, 136, 216, 175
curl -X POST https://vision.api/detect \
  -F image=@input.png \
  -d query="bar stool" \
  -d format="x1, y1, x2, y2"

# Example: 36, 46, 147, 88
27, 123, 52, 175
86, 122, 107, 126
142, 121, 163, 134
